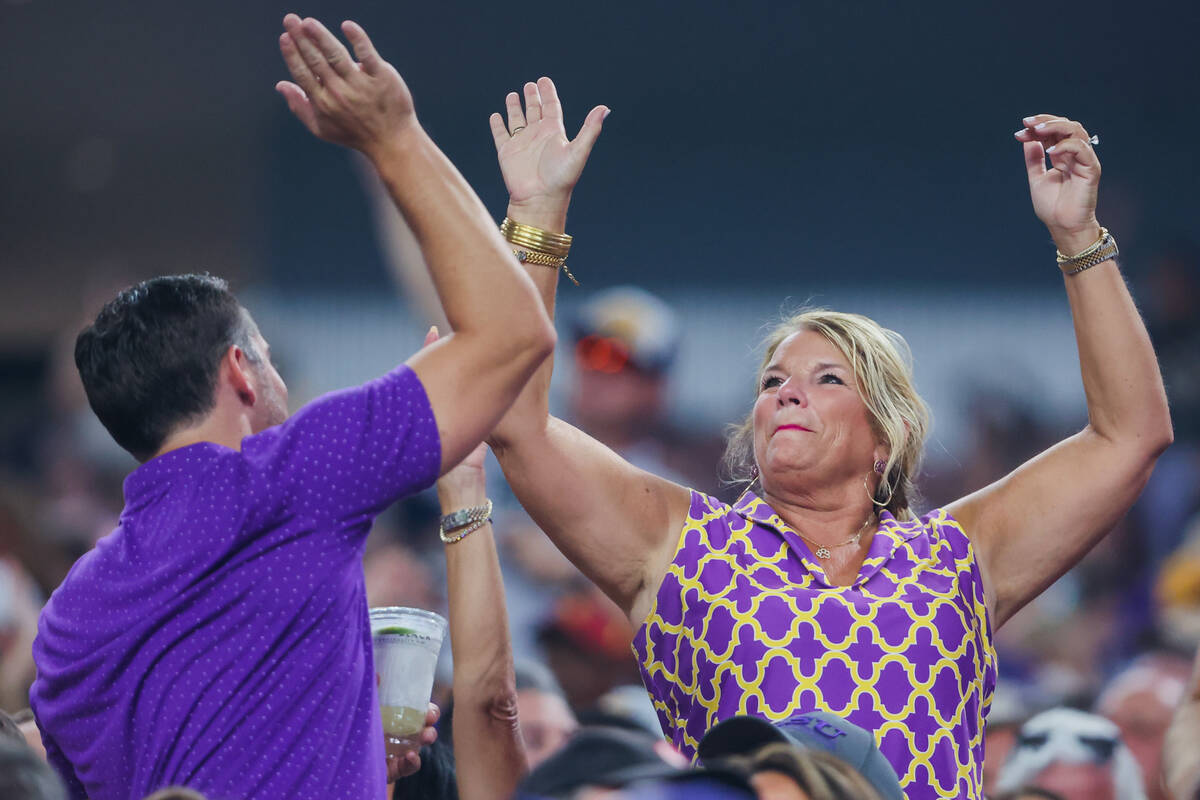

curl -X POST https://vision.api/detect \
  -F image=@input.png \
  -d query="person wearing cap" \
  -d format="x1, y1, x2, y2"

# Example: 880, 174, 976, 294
995, 708, 1148, 800
481, 82, 1171, 800
698, 711, 903, 800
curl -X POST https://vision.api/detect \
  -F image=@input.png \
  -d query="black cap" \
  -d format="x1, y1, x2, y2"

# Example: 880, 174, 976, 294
517, 727, 686, 798
697, 711, 904, 800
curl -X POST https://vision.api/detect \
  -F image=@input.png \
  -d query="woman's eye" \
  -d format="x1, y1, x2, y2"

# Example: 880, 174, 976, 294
818, 373, 844, 384
761, 375, 783, 390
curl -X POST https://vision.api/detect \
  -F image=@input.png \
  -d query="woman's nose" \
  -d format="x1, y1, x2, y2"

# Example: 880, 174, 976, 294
776, 378, 807, 406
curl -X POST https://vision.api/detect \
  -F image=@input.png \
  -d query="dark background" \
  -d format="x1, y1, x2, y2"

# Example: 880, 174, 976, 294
2, 0, 1198, 340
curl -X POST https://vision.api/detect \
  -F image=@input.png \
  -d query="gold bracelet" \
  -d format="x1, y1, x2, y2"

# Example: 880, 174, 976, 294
500, 218, 572, 258
1057, 228, 1119, 275
514, 249, 580, 286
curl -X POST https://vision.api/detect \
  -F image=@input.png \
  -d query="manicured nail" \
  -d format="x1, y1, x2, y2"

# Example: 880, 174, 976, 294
1013, 130, 1025, 138
1035, 122, 1047, 130
1046, 145, 1057, 153
1023, 116, 1036, 124
602, 108, 612, 120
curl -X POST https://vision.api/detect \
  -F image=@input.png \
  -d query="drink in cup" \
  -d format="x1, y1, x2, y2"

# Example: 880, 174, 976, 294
369, 607, 447, 759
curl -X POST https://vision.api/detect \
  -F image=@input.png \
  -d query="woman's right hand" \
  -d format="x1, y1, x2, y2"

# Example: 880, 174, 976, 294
488, 78, 609, 228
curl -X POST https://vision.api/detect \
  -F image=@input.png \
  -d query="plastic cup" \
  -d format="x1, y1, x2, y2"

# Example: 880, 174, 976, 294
369, 606, 447, 759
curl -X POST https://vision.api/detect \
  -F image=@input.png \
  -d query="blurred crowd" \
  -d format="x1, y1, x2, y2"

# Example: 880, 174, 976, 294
2, 237, 1200, 800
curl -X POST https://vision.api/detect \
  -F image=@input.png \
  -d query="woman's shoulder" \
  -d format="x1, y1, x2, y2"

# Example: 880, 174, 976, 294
911, 506, 977, 561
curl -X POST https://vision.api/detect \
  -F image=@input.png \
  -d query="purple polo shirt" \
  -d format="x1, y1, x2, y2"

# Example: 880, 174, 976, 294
30, 365, 440, 800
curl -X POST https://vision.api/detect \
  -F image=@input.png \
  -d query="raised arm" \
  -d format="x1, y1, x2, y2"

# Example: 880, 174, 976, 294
483, 80, 691, 623
424, 326, 527, 799
276, 15, 554, 475
948, 115, 1173, 627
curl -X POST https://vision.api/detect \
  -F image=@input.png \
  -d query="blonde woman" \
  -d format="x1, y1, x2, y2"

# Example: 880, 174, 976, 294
484, 80, 1171, 800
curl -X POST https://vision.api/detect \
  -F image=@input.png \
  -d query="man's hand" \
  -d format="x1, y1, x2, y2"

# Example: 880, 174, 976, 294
385, 702, 441, 782
489, 77, 608, 226
276, 14, 417, 161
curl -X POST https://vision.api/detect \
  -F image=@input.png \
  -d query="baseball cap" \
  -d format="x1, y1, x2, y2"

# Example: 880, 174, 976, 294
517, 726, 686, 798
571, 286, 679, 375
697, 711, 905, 800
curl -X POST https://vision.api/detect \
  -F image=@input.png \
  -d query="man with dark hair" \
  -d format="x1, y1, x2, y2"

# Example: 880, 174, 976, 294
72, 274, 282, 461
30, 14, 557, 800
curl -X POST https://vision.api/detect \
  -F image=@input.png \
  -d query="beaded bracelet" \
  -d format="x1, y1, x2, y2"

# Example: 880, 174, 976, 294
438, 500, 493, 544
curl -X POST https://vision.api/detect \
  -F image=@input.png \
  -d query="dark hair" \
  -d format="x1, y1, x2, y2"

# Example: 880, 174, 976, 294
714, 743, 883, 800
0, 740, 65, 800
74, 274, 259, 460
392, 738, 458, 800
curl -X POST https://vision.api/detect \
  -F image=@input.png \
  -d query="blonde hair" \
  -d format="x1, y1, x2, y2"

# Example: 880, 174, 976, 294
716, 742, 885, 800
722, 309, 931, 520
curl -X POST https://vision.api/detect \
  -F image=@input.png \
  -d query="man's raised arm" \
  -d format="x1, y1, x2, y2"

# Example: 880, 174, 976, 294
276, 14, 554, 474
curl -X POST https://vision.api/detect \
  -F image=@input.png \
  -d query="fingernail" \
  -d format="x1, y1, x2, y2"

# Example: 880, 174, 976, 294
1046, 145, 1057, 153
602, 108, 612, 120
1013, 130, 1025, 138
1034, 122, 1047, 130
1022, 116, 1036, 124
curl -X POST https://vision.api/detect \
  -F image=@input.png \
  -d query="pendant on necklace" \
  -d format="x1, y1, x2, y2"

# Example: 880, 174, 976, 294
815, 547, 831, 559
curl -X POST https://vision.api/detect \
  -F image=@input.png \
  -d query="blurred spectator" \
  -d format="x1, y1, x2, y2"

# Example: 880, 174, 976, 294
142, 789, 208, 800
514, 659, 578, 768
1156, 513, 1200, 652
0, 739, 65, 800
984, 684, 1035, 795
516, 726, 694, 799
0, 556, 39, 713
9, 708, 46, 760
583, 684, 664, 737
1136, 239, 1200, 564
567, 286, 719, 492
1162, 646, 1200, 800
1, 708, 23, 745
536, 585, 643, 710
996, 708, 1147, 800
1095, 653, 1192, 800
696, 712, 903, 800
992, 790, 1068, 800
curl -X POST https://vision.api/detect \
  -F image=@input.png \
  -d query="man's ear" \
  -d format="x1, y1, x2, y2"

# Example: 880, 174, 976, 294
222, 345, 257, 407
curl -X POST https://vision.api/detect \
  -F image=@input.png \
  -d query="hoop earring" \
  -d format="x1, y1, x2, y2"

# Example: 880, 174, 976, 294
864, 470, 894, 509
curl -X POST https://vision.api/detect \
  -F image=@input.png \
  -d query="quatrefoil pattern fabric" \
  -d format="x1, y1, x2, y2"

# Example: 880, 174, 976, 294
633, 490, 996, 800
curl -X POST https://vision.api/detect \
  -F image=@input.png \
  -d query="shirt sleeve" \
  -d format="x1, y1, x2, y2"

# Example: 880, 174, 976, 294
241, 365, 441, 525
40, 727, 89, 800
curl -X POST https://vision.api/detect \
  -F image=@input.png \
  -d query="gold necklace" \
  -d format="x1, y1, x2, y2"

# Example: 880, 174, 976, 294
794, 515, 876, 560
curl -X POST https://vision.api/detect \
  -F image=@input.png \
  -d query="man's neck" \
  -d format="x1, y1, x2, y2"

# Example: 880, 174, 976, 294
152, 417, 252, 461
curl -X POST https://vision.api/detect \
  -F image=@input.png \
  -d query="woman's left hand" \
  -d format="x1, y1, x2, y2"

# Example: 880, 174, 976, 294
1015, 114, 1102, 255
489, 77, 608, 224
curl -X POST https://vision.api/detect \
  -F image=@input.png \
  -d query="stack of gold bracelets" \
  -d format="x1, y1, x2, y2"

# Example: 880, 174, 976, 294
1057, 227, 1119, 275
500, 217, 579, 286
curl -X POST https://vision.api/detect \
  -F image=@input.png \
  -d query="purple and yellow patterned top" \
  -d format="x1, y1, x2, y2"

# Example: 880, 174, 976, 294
633, 490, 996, 800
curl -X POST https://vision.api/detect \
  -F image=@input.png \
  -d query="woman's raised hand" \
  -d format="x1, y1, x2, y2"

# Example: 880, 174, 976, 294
489, 78, 609, 220
276, 15, 417, 160
1015, 114, 1102, 255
